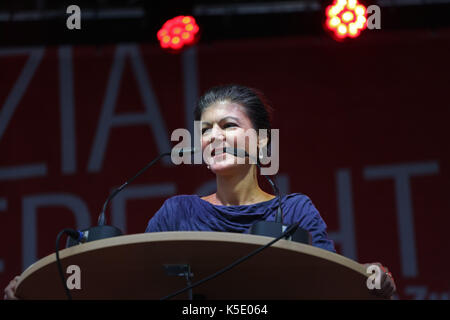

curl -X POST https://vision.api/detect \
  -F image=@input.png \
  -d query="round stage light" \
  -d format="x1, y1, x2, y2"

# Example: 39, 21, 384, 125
325, 0, 367, 40
157, 16, 200, 52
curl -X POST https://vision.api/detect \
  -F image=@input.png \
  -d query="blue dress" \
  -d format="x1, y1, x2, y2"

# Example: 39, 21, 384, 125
145, 193, 336, 253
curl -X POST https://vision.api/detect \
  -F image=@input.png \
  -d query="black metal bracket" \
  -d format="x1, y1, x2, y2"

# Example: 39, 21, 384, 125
163, 264, 194, 300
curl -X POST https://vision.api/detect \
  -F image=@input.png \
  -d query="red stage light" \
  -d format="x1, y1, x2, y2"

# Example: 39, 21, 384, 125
325, 0, 367, 40
157, 16, 200, 52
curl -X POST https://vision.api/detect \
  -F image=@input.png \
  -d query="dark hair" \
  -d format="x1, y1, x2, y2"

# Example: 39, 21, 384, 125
194, 84, 273, 154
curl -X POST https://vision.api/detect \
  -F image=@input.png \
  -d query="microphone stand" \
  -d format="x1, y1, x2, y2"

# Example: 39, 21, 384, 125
56, 147, 197, 300
224, 148, 311, 244
66, 148, 196, 247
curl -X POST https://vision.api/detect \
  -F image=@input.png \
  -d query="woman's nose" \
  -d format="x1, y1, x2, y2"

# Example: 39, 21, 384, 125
210, 124, 225, 143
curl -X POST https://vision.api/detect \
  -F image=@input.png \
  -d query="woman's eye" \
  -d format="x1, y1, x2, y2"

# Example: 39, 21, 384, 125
223, 123, 237, 129
202, 128, 210, 135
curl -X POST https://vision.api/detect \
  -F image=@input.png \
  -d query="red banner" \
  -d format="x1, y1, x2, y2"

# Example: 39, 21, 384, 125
1, 29, 449, 299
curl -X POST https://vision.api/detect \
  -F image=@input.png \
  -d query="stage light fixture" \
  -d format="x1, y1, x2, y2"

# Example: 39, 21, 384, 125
157, 16, 200, 52
325, 0, 367, 40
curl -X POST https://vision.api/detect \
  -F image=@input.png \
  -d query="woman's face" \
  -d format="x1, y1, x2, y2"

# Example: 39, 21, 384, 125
200, 100, 258, 174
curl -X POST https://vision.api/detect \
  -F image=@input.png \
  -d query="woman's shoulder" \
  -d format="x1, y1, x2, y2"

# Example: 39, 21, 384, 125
282, 192, 312, 203
162, 194, 201, 205
281, 193, 320, 216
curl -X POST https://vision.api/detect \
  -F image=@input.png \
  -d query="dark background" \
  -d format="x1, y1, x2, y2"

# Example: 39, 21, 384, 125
0, 0, 449, 300
1, 0, 450, 46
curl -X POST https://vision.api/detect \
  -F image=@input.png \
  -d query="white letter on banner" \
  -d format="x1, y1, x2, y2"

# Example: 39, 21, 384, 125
87, 45, 171, 172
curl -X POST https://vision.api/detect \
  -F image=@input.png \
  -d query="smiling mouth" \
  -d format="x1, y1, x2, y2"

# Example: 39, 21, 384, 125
211, 149, 224, 157
211, 147, 233, 158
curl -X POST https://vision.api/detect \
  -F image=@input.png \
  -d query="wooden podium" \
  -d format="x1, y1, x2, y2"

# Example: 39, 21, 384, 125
15, 232, 380, 300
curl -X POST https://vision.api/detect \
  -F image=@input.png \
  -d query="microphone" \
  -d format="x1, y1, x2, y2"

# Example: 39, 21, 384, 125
223, 147, 283, 223
57, 147, 198, 300
66, 147, 199, 247
223, 147, 311, 245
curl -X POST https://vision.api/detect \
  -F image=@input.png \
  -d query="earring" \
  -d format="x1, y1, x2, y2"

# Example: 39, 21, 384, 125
207, 165, 210, 169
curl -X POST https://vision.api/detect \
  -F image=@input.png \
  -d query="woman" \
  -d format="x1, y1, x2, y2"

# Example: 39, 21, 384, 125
146, 84, 336, 252
4, 84, 396, 299
145, 84, 396, 299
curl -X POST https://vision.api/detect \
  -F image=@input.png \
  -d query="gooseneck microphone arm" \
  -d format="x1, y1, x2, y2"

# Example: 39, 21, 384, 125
98, 147, 198, 226
98, 152, 170, 226
158, 147, 308, 300
224, 148, 284, 224
223, 147, 310, 244
261, 169, 283, 224
57, 147, 198, 300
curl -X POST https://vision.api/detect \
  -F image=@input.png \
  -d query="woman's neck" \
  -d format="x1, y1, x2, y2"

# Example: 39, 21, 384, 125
212, 165, 273, 206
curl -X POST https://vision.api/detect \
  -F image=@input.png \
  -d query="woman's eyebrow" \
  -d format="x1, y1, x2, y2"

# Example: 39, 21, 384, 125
221, 116, 240, 123
202, 116, 240, 126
